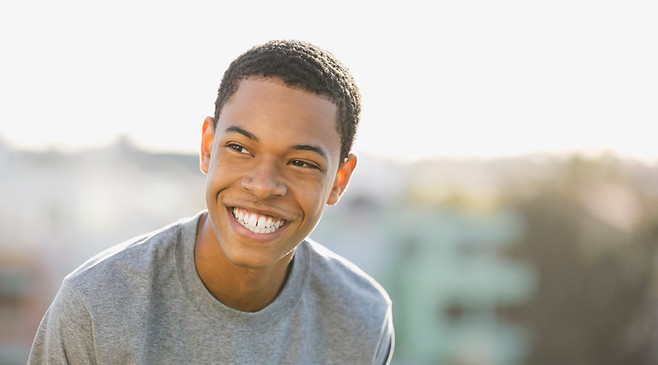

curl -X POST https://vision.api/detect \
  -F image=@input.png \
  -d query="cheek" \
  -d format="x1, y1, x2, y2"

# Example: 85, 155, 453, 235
296, 180, 334, 217
204, 161, 233, 204
207, 156, 241, 184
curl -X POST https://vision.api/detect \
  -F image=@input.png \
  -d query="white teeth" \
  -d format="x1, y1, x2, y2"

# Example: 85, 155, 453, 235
232, 208, 285, 234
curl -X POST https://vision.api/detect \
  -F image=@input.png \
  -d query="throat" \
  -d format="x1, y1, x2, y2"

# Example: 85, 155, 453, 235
194, 214, 294, 312
208, 260, 293, 312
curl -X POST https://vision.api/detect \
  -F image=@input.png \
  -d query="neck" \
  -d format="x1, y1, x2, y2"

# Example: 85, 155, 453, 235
194, 213, 293, 312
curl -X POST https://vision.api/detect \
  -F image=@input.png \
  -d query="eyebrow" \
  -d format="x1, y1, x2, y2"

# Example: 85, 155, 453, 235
224, 126, 258, 141
291, 144, 328, 161
224, 125, 328, 161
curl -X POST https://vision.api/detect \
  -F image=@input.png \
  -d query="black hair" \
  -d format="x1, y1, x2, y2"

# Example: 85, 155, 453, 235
214, 40, 361, 162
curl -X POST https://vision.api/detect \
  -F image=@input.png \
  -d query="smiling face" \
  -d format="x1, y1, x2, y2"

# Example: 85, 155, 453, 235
199, 77, 356, 271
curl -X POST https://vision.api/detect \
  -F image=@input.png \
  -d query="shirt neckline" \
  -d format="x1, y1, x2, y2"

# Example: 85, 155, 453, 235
176, 211, 309, 332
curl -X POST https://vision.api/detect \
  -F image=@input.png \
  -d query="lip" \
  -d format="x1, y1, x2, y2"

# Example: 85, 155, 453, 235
226, 206, 290, 243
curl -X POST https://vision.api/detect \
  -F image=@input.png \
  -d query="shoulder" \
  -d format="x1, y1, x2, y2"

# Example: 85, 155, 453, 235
302, 239, 392, 319
298, 239, 394, 363
64, 213, 201, 296
28, 213, 204, 364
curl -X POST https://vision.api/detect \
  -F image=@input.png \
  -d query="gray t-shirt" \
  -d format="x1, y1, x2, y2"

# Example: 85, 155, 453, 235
29, 212, 394, 364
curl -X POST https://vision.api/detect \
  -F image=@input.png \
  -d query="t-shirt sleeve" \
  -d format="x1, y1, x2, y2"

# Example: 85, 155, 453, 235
373, 305, 395, 365
28, 279, 96, 364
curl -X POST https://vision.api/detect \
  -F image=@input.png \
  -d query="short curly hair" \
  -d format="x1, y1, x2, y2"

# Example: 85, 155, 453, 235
214, 40, 361, 162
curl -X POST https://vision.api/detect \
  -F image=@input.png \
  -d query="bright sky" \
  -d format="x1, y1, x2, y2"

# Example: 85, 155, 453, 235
1, 1, 656, 162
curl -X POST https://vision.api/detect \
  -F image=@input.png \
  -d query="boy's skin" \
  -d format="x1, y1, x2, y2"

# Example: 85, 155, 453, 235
195, 77, 357, 312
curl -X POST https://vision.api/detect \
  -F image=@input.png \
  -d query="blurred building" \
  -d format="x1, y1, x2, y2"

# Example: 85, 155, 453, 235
2, 138, 657, 365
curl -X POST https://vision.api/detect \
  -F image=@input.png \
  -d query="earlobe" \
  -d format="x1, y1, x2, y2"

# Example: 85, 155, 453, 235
200, 117, 215, 174
327, 154, 357, 206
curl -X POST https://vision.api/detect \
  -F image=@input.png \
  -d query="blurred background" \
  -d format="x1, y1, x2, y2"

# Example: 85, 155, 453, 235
1, 1, 657, 364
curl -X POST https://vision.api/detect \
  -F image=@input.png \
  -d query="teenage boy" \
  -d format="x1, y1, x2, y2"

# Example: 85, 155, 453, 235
29, 40, 394, 364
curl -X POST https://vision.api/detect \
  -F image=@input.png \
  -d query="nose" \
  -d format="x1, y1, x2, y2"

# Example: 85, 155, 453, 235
241, 159, 287, 198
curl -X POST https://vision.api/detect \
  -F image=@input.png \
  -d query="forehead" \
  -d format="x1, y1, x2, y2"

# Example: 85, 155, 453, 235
217, 78, 342, 158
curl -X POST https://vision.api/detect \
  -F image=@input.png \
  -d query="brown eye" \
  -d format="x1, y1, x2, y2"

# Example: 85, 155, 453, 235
227, 143, 250, 155
290, 160, 320, 170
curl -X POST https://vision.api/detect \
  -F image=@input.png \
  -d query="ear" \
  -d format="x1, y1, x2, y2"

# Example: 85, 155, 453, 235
200, 117, 215, 174
327, 154, 357, 206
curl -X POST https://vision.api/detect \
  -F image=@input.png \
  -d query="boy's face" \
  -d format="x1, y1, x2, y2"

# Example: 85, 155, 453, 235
200, 77, 356, 270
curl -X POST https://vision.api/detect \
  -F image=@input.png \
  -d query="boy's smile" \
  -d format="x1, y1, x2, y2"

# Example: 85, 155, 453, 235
198, 77, 356, 274
231, 207, 285, 235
